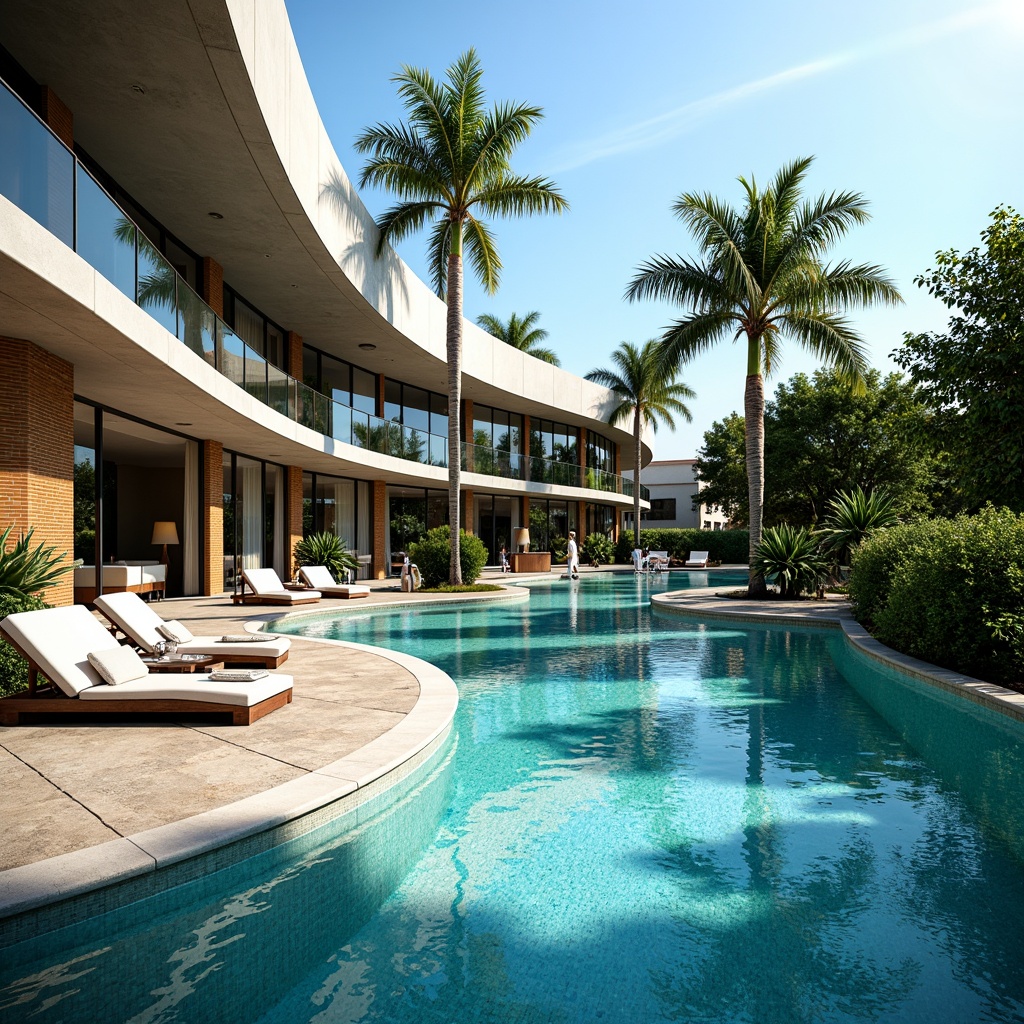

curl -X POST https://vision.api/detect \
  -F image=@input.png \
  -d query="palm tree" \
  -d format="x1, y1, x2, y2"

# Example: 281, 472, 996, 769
626, 156, 902, 596
356, 50, 567, 584
586, 340, 694, 560
476, 311, 560, 365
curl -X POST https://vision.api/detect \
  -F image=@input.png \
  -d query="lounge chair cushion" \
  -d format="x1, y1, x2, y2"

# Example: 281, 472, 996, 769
242, 568, 288, 595
77, 673, 294, 707
87, 646, 150, 686
0, 605, 123, 695
157, 619, 194, 644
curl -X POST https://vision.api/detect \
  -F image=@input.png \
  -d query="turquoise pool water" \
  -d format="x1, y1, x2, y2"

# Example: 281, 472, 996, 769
3, 573, 1024, 1022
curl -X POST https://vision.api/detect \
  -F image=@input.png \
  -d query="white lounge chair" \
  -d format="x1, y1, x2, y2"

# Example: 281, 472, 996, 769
298, 565, 371, 599
685, 551, 710, 568
94, 592, 291, 668
0, 606, 293, 726
238, 568, 321, 605
648, 550, 669, 572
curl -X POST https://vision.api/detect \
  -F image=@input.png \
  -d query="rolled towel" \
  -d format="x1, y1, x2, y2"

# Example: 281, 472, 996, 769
208, 669, 269, 682
220, 634, 279, 643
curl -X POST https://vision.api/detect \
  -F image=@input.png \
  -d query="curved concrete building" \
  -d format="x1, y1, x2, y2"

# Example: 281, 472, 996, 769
0, 0, 650, 601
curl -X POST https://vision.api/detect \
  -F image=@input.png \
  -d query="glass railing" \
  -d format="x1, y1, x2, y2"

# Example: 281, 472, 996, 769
0, 76, 647, 503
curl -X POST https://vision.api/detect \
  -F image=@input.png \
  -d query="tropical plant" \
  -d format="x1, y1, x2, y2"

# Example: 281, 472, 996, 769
626, 156, 902, 595
0, 526, 75, 598
409, 526, 488, 588
752, 524, 830, 599
581, 533, 614, 567
475, 311, 560, 365
293, 532, 360, 582
586, 339, 694, 561
817, 487, 899, 569
356, 49, 567, 584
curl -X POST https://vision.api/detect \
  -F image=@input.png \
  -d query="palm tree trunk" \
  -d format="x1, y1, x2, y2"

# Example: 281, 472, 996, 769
633, 409, 642, 561
745, 368, 767, 597
446, 223, 464, 586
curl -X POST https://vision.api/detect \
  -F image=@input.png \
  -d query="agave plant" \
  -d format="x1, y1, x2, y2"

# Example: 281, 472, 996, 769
293, 532, 360, 582
818, 487, 899, 568
0, 526, 75, 599
752, 524, 830, 599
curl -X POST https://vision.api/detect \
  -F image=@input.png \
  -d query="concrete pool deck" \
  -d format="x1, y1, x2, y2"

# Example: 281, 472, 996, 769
3, 565, 1021, 929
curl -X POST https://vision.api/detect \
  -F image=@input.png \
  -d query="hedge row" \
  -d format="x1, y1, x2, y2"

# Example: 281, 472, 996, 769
848, 507, 1024, 686
614, 529, 749, 566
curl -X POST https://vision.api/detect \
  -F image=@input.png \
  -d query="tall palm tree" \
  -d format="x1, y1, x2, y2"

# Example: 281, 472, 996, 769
476, 311, 560, 365
626, 156, 902, 596
356, 50, 567, 584
586, 340, 694, 560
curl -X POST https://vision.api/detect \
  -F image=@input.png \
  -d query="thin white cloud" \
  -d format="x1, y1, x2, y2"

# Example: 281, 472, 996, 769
551, 3, 1008, 173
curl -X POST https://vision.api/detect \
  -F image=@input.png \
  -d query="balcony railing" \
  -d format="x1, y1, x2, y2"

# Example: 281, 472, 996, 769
0, 77, 648, 503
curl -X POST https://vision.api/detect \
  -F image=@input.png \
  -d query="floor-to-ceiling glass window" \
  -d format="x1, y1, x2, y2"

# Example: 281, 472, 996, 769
388, 486, 448, 572
528, 498, 577, 558
475, 494, 516, 564
302, 472, 373, 578
586, 502, 616, 539
223, 451, 288, 589
531, 418, 577, 485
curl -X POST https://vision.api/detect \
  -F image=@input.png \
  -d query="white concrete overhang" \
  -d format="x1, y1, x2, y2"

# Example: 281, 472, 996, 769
0, 197, 646, 508
1, 0, 654, 470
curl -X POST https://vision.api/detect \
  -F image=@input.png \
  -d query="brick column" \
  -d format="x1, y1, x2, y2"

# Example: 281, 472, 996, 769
0, 339, 74, 606
40, 86, 73, 147
372, 479, 387, 579
287, 332, 303, 380
463, 398, 474, 471
577, 501, 587, 544
520, 496, 531, 544
464, 489, 475, 534
202, 440, 224, 595
285, 466, 303, 577
201, 257, 224, 318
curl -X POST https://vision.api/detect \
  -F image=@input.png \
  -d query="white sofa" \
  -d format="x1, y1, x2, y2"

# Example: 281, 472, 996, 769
74, 562, 166, 603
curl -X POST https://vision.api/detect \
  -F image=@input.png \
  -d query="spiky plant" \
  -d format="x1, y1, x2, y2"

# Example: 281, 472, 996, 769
356, 49, 568, 584
627, 156, 902, 596
752, 524, 829, 599
818, 487, 899, 568
0, 526, 75, 599
293, 533, 360, 582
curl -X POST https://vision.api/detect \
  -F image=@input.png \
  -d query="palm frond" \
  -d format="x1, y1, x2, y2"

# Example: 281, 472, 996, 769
374, 201, 445, 259
426, 217, 453, 297
463, 216, 502, 294
625, 254, 735, 309
781, 309, 869, 389
471, 174, 568, 218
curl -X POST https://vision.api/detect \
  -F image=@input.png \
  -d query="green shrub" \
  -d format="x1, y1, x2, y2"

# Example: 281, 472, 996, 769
293, 532, 360, 581
409, 527, 489, 588
582, 533, 614, 566
752, 524, 829, 598
615, 529, 749, 565
818, 487, 899, 568
0, 525, 75, 598
848, 507, 1024, 685
0, 592, 48, 697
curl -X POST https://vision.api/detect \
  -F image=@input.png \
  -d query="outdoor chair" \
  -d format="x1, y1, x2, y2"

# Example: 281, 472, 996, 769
648, 550, 669, 572
684, 551, 710, 568
0, 605, 293, 726
298, 565, 371, 599
238, 568, 321, 605
94, 592, 291, 668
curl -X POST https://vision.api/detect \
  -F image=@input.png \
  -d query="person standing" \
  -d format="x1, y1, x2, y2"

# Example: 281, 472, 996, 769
567, 530, 580, 580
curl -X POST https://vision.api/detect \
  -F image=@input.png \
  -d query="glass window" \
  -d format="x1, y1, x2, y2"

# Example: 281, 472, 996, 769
76, 166, 136, 301
232, 296, 264, 353
266, 324, 284, 370
473, 405, 493, 448
404, 387, 429, 433
352, 367, 376, 415
430, 394, 448, 437
384, 379, 402, 423
323, 353, 351, 405
302, 347, 319, 392
136, 235, 178, 337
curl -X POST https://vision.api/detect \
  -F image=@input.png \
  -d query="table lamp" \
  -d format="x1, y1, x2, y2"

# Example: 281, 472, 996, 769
514, 527, 530, 553
152, 521, 179, 568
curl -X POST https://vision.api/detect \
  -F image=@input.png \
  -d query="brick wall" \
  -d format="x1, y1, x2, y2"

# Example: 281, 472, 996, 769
372, 480, 387, 578
201, 257, 224, 318
202, 440, 224, 594
286, 332, 303, 379
285, 465, 303, 576
40, 86, 72, 147
0, 338, 74, 606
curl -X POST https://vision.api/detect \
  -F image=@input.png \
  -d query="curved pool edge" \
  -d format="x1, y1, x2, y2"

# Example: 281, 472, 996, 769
652, 587, 1024, 726
0, 638, 458, 941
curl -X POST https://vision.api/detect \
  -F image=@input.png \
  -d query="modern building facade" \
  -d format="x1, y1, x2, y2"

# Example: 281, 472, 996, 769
0, 0, 650, 605
622, 460, 728, 533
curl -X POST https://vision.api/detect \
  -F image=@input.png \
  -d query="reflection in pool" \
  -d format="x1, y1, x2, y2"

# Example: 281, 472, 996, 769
2, 572, 1023, 1023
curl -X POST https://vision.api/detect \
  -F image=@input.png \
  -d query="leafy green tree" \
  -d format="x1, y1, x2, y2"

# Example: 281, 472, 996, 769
895, 206, 1024, 512
692, 413, 749, 525
765, 369, 937, 524
627, 156, 902, 594
476, 310, 560, 365
357, 49, 567, 583
586, 340, 694, 559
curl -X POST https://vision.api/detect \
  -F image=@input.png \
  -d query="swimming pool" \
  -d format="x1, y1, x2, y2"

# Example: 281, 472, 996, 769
2, 573, 1023, 1022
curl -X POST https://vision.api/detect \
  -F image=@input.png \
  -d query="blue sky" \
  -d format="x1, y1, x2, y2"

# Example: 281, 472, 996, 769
287, 0, 1024, 459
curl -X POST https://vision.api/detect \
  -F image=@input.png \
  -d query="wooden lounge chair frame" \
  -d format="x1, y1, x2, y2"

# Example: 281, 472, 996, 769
0, 641, 291, 726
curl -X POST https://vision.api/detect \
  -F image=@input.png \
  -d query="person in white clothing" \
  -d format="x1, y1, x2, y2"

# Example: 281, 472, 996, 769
567, 530, 580, 579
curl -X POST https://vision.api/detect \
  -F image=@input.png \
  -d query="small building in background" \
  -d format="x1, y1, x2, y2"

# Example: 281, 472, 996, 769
623, 459, 730, 533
